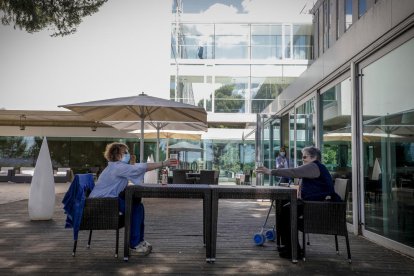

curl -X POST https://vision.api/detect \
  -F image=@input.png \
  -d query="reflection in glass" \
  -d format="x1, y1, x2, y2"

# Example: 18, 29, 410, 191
173, 23, 214, 59
359, 0, 367, 18
295, 97, 316, 166
251, 24, 282, 59
345, 0, 353, 31
214, 76, 248, 113
263, 123, 271, 186
215, 24, 249, 59
362, 38, 414, 247
320, 78, 353, 223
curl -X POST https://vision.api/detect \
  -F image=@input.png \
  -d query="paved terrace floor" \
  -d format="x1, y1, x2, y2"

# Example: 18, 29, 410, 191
1, 182, 414, 275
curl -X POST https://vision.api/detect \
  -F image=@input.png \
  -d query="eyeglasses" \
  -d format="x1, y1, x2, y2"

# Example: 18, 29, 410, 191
302, 155, 310, 159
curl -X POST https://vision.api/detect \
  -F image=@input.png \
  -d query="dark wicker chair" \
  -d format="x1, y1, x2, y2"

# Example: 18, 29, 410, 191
73, 197, 125, 258
199, 170, 219, 185
172, 169, 191, 184
299, 178, 351, 263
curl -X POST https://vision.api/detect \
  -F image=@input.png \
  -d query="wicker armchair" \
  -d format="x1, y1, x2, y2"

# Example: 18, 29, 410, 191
73, 197, 125, 258
199, 170, 219, 185
299, 178, 351, 263
172, 169, 191, 184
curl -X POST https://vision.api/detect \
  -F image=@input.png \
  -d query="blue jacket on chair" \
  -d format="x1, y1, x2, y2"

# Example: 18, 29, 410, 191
62, 174, 95, 240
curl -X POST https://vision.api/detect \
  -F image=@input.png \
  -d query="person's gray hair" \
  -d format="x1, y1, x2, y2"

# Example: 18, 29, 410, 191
302, 146, 321, 161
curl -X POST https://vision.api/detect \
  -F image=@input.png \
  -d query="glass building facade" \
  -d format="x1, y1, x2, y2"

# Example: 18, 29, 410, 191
170, 22, 312, 114
252, 0, 414, 257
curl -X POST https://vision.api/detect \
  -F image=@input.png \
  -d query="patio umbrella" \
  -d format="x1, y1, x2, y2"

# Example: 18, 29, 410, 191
104, 121, 207, 162
130, 130, 203, 160
169, 141, 203, 163
60, 93, 207, 162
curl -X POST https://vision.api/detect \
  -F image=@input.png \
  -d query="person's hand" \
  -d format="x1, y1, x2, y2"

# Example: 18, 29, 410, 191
163, 159, 172, 167
255, 166, 271, 175
130, 154, 137, 165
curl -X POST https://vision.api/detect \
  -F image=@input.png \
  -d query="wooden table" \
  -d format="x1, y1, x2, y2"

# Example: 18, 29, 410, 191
210, 185, 299, 263
123, 183, 212, 262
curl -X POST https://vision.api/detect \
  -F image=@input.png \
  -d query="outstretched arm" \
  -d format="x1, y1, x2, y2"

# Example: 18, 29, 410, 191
146, 159, 172, 171
256, 162, 320, 179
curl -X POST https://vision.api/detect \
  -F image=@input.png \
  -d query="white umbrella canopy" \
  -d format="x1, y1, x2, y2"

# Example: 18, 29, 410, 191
131, 130, 202, 140
60, 93, 207, 162
105, 121, 207, 162
169, 141, 203, 163
105, 121, 207, 132
169, 141, 203, 152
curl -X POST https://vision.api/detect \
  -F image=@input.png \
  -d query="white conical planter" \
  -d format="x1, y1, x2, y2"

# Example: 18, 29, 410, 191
28, 137, 55, 220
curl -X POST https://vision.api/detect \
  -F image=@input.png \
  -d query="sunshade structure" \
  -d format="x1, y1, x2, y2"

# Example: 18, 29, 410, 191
168, 141, 203, 163
131, 130, 203, 161
104, 121, 207, 162
60, 93, 207, 162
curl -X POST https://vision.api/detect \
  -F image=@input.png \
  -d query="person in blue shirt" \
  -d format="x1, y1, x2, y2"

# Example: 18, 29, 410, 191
89, 142, 172, 255
256, 146, 340, 259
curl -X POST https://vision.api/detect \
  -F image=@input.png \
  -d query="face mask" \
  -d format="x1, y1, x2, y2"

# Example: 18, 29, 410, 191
280, 152, 286, 157
121, 153, 130, 164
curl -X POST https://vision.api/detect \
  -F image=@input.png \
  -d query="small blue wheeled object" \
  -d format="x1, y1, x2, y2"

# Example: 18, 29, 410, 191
253, 200, 276, 245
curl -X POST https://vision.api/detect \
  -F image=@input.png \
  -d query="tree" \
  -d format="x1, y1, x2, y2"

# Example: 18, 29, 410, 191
0, 0, 107, 37
197, 84, 244, 113
251, 82, 289, 113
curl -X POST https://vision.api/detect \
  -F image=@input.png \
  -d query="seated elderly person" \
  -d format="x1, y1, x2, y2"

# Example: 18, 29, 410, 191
256, 146, 340, 259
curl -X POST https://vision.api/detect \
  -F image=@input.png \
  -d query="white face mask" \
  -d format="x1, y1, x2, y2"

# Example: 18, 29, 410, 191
280, 152, 286, 157
121, 152, 131, 164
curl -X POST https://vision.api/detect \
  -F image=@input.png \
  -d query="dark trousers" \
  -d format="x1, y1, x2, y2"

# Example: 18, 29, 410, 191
118, 197, 145, 248
280, 200, 303, 251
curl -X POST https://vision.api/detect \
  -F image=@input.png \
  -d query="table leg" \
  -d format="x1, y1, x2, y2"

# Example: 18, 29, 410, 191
204, 193, 212, 262
208, 191, 218, 263
123, 191, 132, 261
290, 194, 298, 263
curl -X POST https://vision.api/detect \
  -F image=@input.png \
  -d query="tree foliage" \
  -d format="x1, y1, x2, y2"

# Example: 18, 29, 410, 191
0, 0, 107, 36
197, 84, 244, 113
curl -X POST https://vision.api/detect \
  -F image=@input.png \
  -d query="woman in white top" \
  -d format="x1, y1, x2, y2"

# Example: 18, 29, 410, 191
90, 142, 171, 255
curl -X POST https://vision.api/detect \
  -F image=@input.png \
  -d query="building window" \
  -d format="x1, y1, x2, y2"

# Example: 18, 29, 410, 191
295, 97, 316, 166
323, 0, 330, 51
215, 24, 249, 59
293, 25, 313, 59
320, 78, 352, 223
251, 25, 283, 60
359, 0, 367, 18
345, 0, 353, 31
361, 38, 414, 247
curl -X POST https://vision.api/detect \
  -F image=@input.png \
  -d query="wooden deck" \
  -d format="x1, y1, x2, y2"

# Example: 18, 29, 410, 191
1, 193, 414, 275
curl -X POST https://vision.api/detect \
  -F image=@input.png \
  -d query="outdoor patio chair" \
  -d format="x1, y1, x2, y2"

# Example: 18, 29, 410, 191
0, 167, 14, 182
199, 170, 219, 185
243, 170, 253, 185
63, 174, 124, 258
172, 169, 191, 184
299, 178, 351, 263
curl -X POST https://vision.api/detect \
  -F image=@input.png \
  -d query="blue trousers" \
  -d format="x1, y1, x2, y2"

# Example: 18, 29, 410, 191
118, 197, 145, 248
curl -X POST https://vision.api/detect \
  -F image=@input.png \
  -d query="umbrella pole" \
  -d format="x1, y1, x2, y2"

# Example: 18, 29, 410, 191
140, 118, 144, 163
156, 128, 160, 162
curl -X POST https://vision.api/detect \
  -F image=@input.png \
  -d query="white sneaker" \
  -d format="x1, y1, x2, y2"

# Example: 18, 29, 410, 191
141, 240, 152, 251
132, 242, 151, 255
